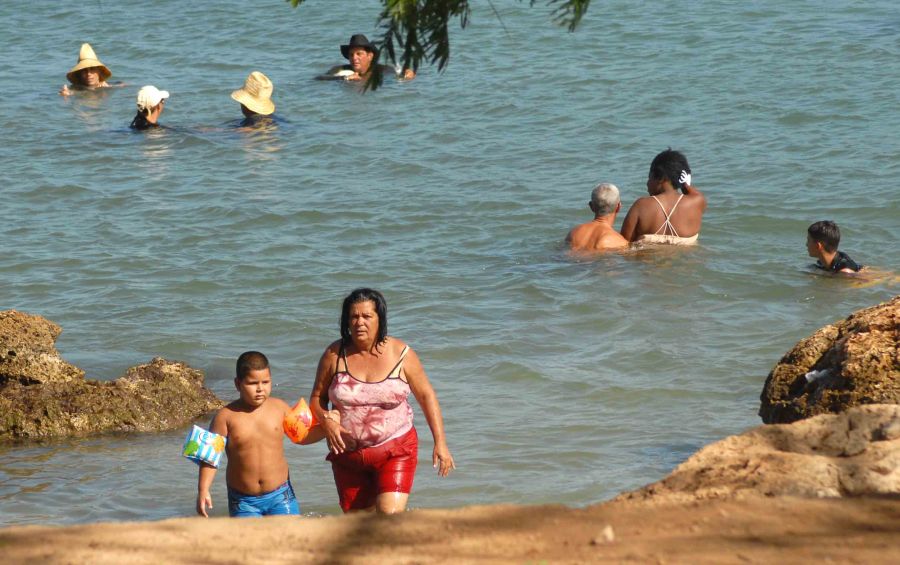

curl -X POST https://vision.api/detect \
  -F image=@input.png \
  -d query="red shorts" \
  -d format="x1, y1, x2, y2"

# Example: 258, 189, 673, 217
326, 426, 418, 512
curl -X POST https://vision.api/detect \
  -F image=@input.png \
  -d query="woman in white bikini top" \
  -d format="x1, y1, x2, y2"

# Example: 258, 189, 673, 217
637, 193, 699, 245
620, 149, 707, 245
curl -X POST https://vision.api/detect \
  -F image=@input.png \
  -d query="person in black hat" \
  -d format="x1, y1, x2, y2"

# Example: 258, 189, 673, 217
321, 34, 415, 82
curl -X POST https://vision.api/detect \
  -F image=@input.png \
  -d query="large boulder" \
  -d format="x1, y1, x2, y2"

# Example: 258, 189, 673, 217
0, 310, 84, 384
0, 310, 223, 442
759, 296, 899, 424
620, 404, 900, 502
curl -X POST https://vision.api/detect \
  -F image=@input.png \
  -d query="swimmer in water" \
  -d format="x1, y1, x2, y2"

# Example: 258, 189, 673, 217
320, 34, 415, 82
129, 85, 169, 130
230, 71, 276, 124
566, 182, 629, 253
59, 43, 117, 96
806, 220, 863, 274
620, 149, 707, 245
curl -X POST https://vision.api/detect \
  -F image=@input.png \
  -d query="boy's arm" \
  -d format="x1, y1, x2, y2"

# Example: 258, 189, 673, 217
196, 411, 227, 517
196, 464, 216, 517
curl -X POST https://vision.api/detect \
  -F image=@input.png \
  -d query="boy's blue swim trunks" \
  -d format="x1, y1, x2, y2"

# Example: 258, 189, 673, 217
227, 479, 300, 517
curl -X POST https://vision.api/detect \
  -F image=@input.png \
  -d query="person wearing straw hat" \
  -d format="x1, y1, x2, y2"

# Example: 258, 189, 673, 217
231, 71, 276, 120
322, 34, 415, 82
130, 85, 169, 130
60, 43, 113, 96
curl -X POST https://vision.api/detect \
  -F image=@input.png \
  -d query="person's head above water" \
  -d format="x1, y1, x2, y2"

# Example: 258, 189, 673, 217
66, 43, 111, 87
590, 183, 621, 217
137, 85, 168, 115
341, 34, 377, 75
231, 71, 275, 117
340, 287, 388, 347
131, 85, 169, 129
648, 149, 691, 195
805, 220, 862, 273
807, 220, 841, 253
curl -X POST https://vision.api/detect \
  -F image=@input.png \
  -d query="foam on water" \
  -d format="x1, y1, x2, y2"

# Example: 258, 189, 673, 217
0, 0, 897, 525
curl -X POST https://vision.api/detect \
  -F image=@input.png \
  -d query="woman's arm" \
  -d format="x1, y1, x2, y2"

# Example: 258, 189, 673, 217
310, 343, 345, 453
682, 183, 708, 211
403, 346, 455, 477
619, 200, 642, 242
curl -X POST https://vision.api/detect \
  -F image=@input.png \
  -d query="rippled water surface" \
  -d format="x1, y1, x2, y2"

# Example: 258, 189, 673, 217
1, 0, 898, 525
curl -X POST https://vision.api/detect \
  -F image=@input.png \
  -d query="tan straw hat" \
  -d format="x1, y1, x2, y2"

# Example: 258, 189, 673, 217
66, 43, 112, 84
230, 71, 275, 115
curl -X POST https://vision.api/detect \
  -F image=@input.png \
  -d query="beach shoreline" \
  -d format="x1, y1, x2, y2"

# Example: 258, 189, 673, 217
5, 403, 900, 563
2, 495, 898, 564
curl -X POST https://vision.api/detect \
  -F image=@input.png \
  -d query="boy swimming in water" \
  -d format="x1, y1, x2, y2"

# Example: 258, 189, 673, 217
806, 220, 863, 274
196, 351, 335, 517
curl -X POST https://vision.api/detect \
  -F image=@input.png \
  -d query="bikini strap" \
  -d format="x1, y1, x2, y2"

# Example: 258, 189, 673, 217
667, 194, 684, 218
387, 345, 410, 379
651, 194, 683, 237
335, 343, 349, 375
651, 195, 666, 214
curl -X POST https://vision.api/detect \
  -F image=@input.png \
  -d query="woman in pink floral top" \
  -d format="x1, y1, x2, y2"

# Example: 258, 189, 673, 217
310, 288, 455, 514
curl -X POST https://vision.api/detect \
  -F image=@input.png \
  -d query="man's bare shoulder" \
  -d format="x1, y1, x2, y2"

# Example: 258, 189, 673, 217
600, 231, 629, 248
566, 222, 595, 246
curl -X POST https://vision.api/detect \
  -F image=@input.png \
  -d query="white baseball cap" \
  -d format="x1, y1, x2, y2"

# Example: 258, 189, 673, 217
136, 85, 170, 111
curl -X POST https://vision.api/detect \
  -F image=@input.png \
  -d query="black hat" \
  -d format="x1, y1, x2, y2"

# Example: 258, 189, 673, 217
341, 34, 377, 59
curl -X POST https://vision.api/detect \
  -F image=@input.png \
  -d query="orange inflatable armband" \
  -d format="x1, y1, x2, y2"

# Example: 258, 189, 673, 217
283, 397, 319, 443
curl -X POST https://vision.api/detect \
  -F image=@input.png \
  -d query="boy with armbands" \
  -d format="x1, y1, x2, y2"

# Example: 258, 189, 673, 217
195, 351, 339, 518
806, 220, 863, 274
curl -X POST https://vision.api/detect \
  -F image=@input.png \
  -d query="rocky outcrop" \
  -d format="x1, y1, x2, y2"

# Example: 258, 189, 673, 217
0, 310, 222, 442
759, 296, 899, 424
0, 310, 84, 385
619, 404, 900, 502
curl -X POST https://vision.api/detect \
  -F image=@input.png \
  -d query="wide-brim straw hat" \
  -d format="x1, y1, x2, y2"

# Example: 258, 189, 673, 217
230, 71, 275, 115
66, 43, 112, 84
341, 34, 377, 59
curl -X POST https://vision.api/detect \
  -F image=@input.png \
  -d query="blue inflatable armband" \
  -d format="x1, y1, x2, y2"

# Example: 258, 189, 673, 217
182, 425, 227, 468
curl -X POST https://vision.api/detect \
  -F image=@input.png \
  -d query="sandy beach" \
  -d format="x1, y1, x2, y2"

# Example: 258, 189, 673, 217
2, 495, 899, 564
6, 402, 900, 563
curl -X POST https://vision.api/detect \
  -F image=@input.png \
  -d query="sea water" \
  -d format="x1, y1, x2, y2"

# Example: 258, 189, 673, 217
0, 0, 897, 525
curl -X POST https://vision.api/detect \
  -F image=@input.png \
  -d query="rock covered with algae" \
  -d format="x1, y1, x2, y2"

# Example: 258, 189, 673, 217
759, 296, 899, 424
0, 310, 223, 442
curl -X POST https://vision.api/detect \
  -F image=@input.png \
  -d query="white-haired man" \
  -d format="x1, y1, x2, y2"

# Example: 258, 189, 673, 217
566, 183, 628, 252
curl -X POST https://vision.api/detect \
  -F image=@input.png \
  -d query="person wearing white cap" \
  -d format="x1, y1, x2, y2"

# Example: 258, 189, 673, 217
60, 43, 113, 96
130, 85, 170, 130
231, 71, 275, 121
